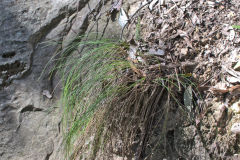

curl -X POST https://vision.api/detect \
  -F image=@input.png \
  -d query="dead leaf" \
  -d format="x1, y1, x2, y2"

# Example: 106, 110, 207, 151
149, 0, 158, 11
128, 45, 137, 60
231, 123, 240, 134
181, 48, 188, 55
210, 88, 229, 94
119, 8, 129, 28
42, 90, 52, 99
111, 0, 123, 11
191, 12, 200, 25
228, 85, 240, 96
230, 100, 240, 113
197, 85, 210, 92
234, 61, 240, 71
130, 63, 146, 77
228, 26, 235, 41
148, 48, 165, 56
137, 56, 146, 64
226, 76, 240, 83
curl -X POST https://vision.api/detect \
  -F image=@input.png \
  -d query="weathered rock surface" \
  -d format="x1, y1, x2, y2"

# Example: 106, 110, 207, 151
0, 0, 123, 159
0, 0, 66, 159
0, 0, 93, 159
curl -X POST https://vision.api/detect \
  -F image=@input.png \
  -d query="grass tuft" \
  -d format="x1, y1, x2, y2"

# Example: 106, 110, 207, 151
53, 35, 202, 159
56, 38, 132, 158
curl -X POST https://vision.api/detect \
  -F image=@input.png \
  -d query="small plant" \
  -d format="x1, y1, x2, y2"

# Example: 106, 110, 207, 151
55, 37, 132, 158
135, 16, 142, 41
53, 34, 201, 159
232, 25, 240, 29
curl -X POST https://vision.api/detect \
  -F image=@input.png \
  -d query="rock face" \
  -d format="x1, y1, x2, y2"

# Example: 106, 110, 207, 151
0, 0, 65, 159
0, 0, 92, 159
0, 0, 123, 159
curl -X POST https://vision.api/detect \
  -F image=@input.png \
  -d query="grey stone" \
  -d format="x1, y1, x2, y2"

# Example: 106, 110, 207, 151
0, 0, 121, 159
0, 0, 74, 159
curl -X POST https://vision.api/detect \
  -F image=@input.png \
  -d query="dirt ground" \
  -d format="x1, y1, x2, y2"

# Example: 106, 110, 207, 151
122, 0, 240, 159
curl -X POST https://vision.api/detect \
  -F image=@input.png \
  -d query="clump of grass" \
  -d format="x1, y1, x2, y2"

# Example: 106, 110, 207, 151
54, 35, 202, 159
56, 37, 132, 158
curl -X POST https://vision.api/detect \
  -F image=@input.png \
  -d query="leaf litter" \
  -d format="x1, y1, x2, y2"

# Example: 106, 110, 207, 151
121, 0, 240, 158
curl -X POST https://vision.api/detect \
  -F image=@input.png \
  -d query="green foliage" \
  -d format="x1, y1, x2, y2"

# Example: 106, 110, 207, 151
57, 37, 131, 158
232, 25, 240, 29
135, 17, 142, 41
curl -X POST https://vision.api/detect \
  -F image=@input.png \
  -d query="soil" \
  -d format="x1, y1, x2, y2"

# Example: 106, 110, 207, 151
121, 0, 240, 159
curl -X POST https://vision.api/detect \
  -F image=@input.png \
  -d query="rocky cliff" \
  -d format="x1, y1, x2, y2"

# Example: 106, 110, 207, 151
0, 0, 110, 159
